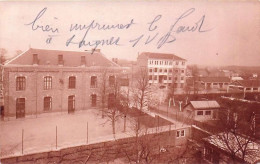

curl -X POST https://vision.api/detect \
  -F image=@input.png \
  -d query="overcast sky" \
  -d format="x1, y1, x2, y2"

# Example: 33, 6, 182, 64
0, 1, 259, 66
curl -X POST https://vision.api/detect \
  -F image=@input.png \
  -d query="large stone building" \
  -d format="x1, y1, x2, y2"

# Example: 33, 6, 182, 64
137, 52, 187, 89
3, 48, 121, 120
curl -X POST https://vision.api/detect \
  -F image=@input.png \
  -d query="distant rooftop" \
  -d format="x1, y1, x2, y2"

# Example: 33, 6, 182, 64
189, 101, 221, 109
199, 77, 230, 83
138, 52, 186, 61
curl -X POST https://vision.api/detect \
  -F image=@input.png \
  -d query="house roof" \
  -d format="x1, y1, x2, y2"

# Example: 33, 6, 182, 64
199, 77, 230, 83
6, 48, 119, 67
138, 52, 186, 61
229, 80, 260, 88
189, 101, 221, 109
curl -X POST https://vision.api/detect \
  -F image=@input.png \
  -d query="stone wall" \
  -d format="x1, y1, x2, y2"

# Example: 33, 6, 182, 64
1, 129, 190, 164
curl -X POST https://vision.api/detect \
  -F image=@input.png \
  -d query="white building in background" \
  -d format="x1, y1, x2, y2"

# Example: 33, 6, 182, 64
137, 52, 187, 89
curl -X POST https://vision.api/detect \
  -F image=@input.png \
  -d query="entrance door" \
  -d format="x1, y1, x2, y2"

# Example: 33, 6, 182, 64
16, 98, 25, 118
68, 95, 75, 113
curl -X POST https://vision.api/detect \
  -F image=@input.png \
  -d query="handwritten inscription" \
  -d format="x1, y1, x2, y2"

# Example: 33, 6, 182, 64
25, 7, 212, 50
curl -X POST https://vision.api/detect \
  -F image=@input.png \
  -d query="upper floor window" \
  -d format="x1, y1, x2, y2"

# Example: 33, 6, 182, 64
16, 76, 26, 91
164, 69, 167, 73
181, 77, 184, 80
175, 69, 179, 73
109, 76, 115, 86
90, 76, 98, 88
176, 61, 179, 65
169, 61, 172, 65
154, 68, 158, 72
149, 75, 152, 80
159, 69, 162, 72
182, 61, 185, 65
169, 69, 172, 73
181, 70, 185, 73
69, 76, 76, 89
44, 76, 52, 90
44, 97, 52, 111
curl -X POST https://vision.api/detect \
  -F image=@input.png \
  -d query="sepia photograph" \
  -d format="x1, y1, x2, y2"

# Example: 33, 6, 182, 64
0, 1, 260, 163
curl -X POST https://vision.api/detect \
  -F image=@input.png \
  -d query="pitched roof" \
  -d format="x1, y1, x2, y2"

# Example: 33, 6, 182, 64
138, 52, 186, 61
199, 77, 230, 83
230, 80, 260, 88
6, 48, 119, 67
189, 101, 221, 109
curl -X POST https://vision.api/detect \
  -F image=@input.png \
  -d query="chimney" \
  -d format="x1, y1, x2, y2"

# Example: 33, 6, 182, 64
81, 56, 86, 67
58, 54, 64, 66
91, 48, 101, 53
33, 54, 38, 65
112, 58, 118, 64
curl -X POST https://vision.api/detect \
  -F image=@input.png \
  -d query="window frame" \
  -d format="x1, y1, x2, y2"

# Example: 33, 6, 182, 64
43, 96, 52, 111
16, 76, 26, 91
68, 76, 76, 89
44, 76, 52, 90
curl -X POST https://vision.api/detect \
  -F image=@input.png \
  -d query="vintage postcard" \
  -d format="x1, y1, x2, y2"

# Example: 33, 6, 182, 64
0, 1, 260, 163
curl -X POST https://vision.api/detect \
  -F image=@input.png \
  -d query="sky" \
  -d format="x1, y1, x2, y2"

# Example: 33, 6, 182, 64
0, 1, 259, 66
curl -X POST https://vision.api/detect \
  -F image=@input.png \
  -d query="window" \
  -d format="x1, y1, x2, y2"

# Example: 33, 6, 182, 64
164, 69, 167, 73
213, 83, 218, 85
149, 69, 153, 72
246, 88, 251, 91
181, 70, 185, 73
91, 94, 97, 107
154, 76, 157, 80
176, 129, 185, 137
109, 76, 115, 86
108, 93, 115, 109
180, 83, 184, 88
169, 69, 172, 73
164, 76, 167, 80
68, 95, 75, 113
16, 98, 25, 118
197, 111, 203, 115
168, 76, 172, 80
205, 111, 211, 115
175, 77, 178, 81
149, 75, 152, 80
176, 61, 179, 65
154, 68, 157, 72
253, 88, 258, 91
44, 76, 52, 90
90, 76, 97, 88
159, 69, 162, 72
16, 76, 26, 91
169, 61, 172, 65
181, 77, 184, 80
58, 54, 63, 65
69, 76, 76, 89
182, 61, 185, 65
175, 69, 178, 73
44, 97, 52, 111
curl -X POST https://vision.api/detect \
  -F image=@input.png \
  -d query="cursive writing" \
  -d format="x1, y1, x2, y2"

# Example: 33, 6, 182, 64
25, 7, 59, 33
25, 7, 212, 51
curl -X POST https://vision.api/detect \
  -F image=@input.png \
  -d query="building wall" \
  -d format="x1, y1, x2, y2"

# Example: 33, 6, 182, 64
3, 66, 120, 119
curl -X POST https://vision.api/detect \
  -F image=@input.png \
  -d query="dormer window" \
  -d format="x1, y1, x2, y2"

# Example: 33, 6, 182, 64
81, 56, 86, 66
33, 54, 38, 65
58, 54, 64, 65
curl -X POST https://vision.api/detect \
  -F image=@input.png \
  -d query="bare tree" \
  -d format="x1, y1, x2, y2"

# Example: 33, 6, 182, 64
131, 67, 151, 112
205, 99, 260, 163
191, 65, 199, 94
98, 68, 109, 118
0, 48, 7, 64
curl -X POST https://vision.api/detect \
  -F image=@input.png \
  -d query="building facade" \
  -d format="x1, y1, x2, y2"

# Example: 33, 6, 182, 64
3, 48, 121, 120
137, 52, 187, 89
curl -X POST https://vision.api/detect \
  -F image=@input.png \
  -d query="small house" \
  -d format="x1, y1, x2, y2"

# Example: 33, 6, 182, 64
183, 101, 221, 121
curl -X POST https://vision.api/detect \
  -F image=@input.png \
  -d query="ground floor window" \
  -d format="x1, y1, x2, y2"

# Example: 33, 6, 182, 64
68, 95, 75, 113
197, 111, 203, 116
176, 129, 185, 137
205, 110, 211, 115
16, 98, 25, 118
91, 94, 97, 107
44, 97, 52, 111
